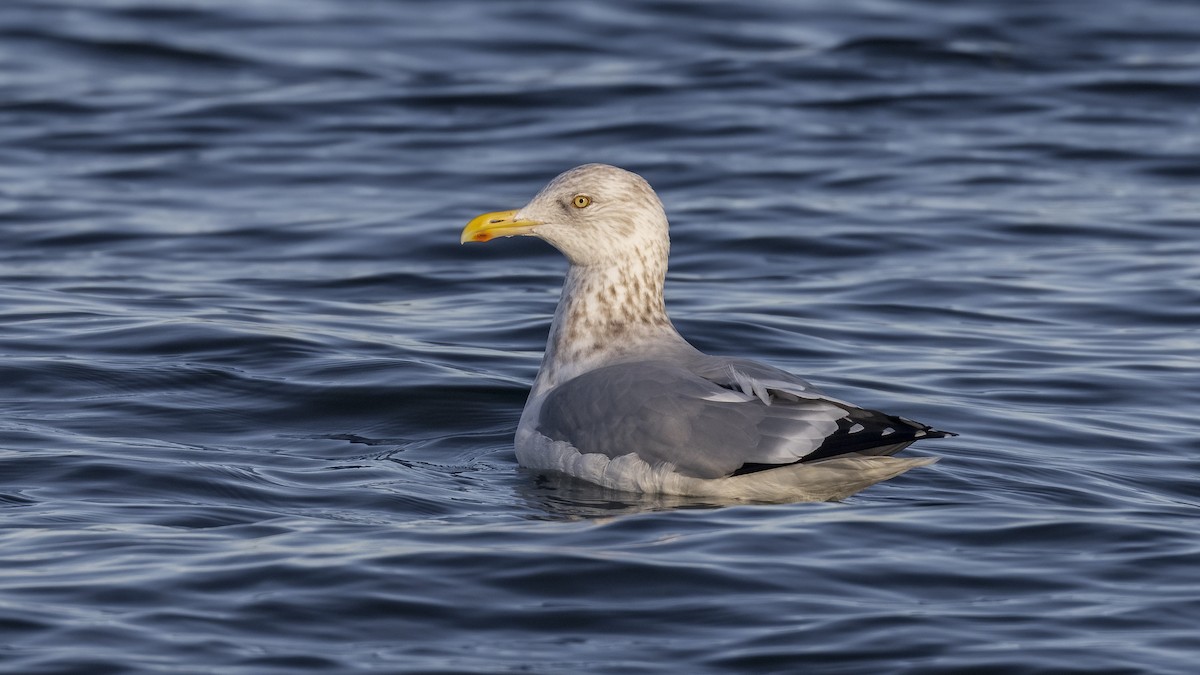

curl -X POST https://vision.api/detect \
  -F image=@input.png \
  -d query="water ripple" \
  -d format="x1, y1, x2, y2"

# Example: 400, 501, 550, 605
2, 0, 1198, 672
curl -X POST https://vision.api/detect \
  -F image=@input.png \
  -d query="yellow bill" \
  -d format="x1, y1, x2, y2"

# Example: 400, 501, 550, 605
461, 210, 542, 244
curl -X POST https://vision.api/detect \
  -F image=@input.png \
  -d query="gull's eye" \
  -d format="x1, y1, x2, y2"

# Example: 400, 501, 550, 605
571, 194, 592, 209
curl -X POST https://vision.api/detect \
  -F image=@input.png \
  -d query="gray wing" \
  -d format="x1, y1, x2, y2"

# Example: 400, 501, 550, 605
535, 360, 850, 479
536, 358, 954, 480
685, 354, 953, 463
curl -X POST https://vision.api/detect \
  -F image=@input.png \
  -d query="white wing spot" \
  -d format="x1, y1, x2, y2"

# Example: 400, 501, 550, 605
882, 427, 895, 436
730, 368, 773, 406
702, 390, 755, 403
848, 423, 865, 434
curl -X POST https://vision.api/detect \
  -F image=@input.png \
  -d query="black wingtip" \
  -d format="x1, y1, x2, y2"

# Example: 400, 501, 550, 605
922, 429, 958, 439
730, 417, 954, 476
895, 416, 957, 439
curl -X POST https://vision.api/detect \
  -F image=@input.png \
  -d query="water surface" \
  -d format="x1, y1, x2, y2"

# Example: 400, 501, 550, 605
2, 0, 1198, 672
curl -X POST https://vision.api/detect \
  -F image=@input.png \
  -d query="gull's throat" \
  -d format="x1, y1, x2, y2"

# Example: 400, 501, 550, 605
537, 254, 675, 390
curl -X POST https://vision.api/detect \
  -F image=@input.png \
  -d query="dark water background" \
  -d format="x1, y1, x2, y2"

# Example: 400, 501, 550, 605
2, 0, 1199, 672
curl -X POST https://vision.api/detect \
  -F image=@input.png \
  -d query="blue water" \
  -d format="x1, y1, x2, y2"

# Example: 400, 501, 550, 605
2, 0, 1198, 672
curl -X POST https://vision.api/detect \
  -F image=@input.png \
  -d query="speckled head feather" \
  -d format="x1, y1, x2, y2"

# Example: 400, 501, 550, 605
514, 163, 670, 268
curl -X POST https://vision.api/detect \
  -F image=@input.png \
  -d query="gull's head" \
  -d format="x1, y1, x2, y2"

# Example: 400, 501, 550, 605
461, 164, 669, 266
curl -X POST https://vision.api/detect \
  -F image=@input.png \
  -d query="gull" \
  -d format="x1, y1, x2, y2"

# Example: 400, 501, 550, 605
462, 164, 953, 501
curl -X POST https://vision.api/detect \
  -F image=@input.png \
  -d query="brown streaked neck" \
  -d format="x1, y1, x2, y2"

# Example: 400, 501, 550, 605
536, 252, 683, 390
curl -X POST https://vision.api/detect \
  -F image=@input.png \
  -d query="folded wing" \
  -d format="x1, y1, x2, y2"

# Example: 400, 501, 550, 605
536, 359, 951, 480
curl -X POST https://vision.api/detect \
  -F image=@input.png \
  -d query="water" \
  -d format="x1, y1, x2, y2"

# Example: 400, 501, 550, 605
2, 0, 1198, 671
